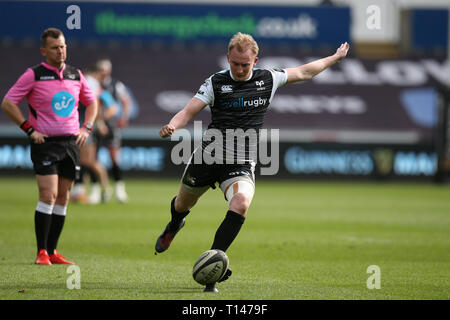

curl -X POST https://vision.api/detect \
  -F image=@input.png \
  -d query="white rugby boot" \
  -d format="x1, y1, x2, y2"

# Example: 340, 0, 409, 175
88, 183, 102, 204
115, 181, 129, 203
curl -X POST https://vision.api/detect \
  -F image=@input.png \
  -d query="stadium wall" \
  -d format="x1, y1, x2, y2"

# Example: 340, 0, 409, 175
0, 1, 448, 181
0, 136, 439, 181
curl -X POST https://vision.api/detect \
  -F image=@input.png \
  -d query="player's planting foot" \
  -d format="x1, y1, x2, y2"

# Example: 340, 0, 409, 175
155, 219, 186, 254
218, 268, 232, 283
203, 269, 232, 292
35, 249, 52, 265
49, 250, 75, 264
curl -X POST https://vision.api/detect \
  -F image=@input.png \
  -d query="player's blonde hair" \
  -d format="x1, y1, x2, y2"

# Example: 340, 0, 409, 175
228, 32, 259, 56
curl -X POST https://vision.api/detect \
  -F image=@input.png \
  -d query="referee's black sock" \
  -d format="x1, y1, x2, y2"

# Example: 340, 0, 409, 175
169, 196, 190, 230
211, 210, 245, 252
46, 214, 65, 255
34, 211, 52, 253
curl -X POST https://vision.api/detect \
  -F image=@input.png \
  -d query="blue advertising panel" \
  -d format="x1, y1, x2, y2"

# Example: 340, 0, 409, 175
0, 137, 438, 180
411, 9, 449, 50
0, 1, 350, 46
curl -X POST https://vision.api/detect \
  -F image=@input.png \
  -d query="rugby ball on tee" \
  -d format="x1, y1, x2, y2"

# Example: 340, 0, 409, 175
192, 249, 229, 285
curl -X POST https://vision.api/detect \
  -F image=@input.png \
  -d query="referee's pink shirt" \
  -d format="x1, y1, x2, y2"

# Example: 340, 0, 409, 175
4, 62, 96, 137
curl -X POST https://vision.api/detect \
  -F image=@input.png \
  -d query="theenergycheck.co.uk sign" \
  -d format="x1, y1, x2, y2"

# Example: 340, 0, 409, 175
0, 1, 350, 45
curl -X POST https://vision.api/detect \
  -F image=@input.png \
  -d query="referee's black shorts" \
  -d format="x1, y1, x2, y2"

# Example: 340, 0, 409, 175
30, 136, 80, 180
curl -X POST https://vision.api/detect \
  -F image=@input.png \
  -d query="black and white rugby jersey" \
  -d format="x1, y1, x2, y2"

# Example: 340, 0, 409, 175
194, 68, 288, 164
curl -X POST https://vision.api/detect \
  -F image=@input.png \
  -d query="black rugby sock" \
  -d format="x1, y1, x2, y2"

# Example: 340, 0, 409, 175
111, 164, 123, 182
169, 196, 190, 229
211, 210, 245, 252
46, 214, 65, 255
89, 168, 98, 184
35, 211, 52, 253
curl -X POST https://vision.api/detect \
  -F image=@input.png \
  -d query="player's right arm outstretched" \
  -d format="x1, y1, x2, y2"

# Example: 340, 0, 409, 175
160, 97, 207, 138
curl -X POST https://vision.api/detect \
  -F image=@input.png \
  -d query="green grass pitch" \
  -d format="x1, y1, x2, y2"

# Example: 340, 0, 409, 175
0, 177, 449, 300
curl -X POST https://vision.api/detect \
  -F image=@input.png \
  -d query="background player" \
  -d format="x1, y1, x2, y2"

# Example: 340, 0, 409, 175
71, 66, 118, 204
95, 58, 132, 203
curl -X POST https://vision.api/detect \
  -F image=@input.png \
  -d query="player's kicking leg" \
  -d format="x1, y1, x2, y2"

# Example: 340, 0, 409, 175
154, 185, 204, 254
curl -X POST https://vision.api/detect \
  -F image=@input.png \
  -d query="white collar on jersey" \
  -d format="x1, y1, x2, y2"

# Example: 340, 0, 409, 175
229, 69, 253, 82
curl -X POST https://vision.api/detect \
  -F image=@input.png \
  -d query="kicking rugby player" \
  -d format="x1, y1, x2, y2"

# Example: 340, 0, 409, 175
1, 28, 98, 265
155, 32, 349, 283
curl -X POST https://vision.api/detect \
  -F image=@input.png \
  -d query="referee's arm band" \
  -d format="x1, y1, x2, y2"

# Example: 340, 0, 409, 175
20, 120, 35, 136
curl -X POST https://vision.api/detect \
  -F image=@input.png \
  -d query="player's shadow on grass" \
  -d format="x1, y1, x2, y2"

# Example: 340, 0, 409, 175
61, 282, 200, 293
0, 283, 66, 290
163, 287, 202, 294
0, 279, 201, 293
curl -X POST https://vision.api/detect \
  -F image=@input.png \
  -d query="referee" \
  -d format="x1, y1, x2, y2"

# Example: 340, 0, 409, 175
155, 33, 349, 284
1, 28, 98, 265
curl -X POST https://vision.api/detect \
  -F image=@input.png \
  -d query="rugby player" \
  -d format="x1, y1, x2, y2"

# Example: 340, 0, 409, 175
155, 33, 349, 282
96, 58, 132, 203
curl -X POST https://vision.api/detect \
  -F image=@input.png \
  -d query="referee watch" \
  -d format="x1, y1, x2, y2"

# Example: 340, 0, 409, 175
83, 122, 93, 133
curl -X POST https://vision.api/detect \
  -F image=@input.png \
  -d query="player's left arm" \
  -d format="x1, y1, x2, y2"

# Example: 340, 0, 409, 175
286, 42, 349, 84
115, 81, 132, 128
